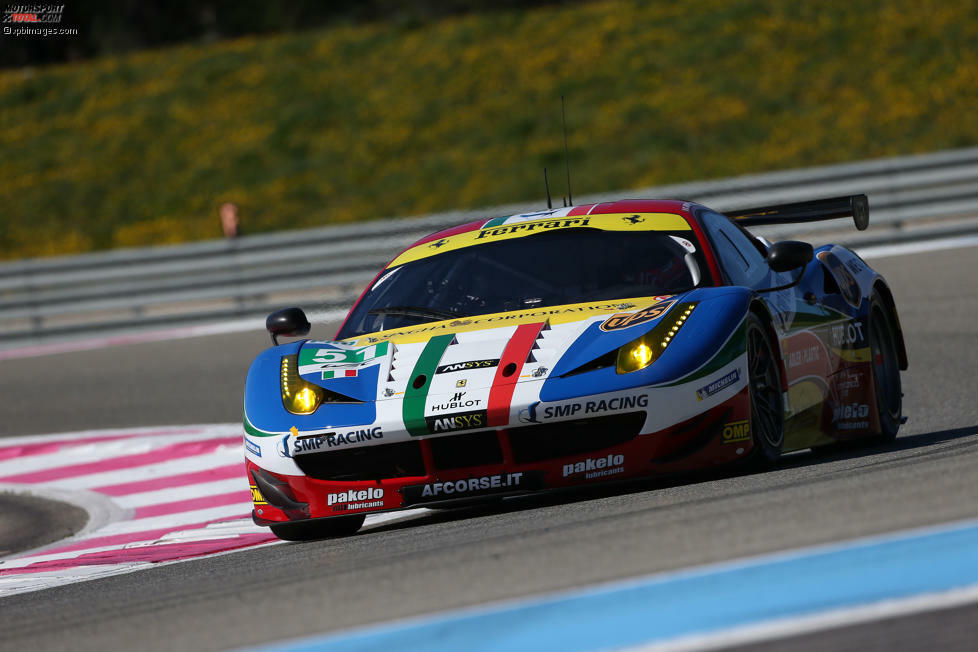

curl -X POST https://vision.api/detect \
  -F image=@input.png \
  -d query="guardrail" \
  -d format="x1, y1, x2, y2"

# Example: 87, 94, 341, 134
2, 147, 978, 344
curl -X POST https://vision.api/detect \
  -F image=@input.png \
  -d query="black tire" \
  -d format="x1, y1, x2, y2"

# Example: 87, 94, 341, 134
868, 291, 903, 441
270, 514, 366, 541
746, 312, 785, 466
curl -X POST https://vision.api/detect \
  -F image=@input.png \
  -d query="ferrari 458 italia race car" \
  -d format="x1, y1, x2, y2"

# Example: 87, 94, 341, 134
243, 194, 907, 540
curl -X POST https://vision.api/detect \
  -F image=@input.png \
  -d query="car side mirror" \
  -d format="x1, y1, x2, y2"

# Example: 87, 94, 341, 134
766, 240, 814, 273
266, 307, 311, 346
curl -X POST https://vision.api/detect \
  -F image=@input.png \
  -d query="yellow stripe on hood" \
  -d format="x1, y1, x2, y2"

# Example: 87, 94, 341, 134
344, 295, 675, 346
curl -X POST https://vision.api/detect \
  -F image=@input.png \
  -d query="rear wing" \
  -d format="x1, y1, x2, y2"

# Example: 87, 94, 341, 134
726, 194, 869, 231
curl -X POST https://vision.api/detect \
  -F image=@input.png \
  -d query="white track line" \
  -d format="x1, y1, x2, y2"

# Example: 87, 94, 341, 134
620, 584, 978, 652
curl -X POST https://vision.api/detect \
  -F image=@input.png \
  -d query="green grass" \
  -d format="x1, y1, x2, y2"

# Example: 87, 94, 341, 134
1, 0, 977, 260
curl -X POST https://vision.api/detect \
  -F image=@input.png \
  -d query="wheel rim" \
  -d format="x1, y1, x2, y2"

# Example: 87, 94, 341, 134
748, 325, 783, 449
870, 306, 901, 418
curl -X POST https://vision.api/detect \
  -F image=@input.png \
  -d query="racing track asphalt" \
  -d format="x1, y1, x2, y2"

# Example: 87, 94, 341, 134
0, 245, 976, 652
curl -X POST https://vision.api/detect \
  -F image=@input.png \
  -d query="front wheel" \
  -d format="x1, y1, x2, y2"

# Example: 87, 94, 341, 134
270, 514, 366, 541
868, 291, 903, 441
746, 313, 785, 466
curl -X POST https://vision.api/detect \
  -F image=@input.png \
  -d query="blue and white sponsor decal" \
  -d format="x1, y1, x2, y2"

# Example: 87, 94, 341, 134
696, 368, 741, 401
244, 436, 262, 457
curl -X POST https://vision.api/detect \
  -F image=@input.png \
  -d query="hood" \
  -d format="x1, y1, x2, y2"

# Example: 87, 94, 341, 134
296, 295, 684, 403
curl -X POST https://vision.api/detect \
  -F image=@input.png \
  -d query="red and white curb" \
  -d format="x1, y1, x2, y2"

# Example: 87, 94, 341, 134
0, 425, 426, 597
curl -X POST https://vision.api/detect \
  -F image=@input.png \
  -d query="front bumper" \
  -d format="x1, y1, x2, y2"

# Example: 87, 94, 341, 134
248, 387, 752, 526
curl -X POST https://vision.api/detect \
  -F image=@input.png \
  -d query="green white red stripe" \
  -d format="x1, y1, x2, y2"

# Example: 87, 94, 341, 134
402, 334, 456, 436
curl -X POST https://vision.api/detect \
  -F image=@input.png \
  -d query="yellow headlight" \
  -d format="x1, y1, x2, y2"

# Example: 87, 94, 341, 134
615, 302, 698, 374
617, 335, 659, 374
289, 386, 323, 414
281, 355, 324, 415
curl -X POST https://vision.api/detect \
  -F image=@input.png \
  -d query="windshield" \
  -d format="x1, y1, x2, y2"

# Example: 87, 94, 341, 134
337, 228, 706, 339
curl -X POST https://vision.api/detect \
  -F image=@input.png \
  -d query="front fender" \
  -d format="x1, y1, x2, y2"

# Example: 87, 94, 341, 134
540, 287, 752, 401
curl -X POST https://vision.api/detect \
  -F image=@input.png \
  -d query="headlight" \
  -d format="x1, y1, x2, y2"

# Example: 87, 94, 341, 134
281, 355, 324, 415
616, 302, 697, 374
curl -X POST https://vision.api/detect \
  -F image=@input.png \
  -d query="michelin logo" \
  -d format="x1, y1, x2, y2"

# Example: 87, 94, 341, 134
696, 369, 741, 401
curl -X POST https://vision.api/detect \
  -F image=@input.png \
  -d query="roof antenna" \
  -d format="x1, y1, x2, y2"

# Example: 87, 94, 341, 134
544, 167, 552, 209
561, 95, 573, 206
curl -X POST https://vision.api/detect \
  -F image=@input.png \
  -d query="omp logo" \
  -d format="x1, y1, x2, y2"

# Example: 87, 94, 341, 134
250, 485, 267, 505
436, 359, 499, 374
600, 299, 675, 331
721, 420, 750, 443
425, 410, 487, 433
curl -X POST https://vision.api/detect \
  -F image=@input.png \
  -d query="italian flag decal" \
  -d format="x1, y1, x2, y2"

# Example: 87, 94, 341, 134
401, 323, 546, 436
321, 369, 358, 379
403, 334, 456, 437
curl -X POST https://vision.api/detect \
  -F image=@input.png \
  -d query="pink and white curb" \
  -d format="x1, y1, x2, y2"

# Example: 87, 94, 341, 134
0, 425, 426, 597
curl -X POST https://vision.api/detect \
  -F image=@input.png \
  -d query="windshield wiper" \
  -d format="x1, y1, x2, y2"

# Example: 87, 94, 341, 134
367, 306, 467, 322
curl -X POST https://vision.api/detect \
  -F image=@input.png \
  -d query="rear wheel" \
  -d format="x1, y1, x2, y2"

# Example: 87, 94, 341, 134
270, 514, 366, 541
746, 313, 785, 466
869, 292, 902, 441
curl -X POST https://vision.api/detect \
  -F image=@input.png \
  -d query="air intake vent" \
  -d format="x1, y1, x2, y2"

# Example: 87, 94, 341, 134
561, 349, 617, 377
430, 431, 504, 469
508, 411, 645, 463
294, 441, 425, 481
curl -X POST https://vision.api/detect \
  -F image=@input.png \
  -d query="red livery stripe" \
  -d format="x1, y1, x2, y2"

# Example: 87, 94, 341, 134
487, 322, 545, 426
